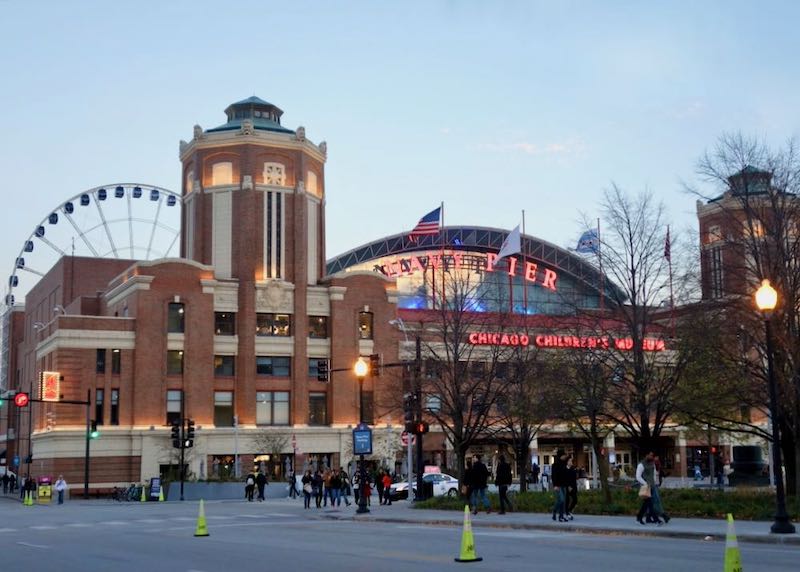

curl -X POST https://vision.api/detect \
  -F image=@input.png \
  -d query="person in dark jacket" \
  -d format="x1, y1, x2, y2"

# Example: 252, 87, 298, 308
565, 455, 578, 519
551, 450, 568, 522
462, 460, 473, 507
244, 473, 256, 501
495, 455, 513, 514
255, 470, 268, 501
470, 455, 491, 515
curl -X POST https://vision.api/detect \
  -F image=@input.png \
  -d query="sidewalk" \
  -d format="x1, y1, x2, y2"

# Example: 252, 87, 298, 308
296, 498, 800, 546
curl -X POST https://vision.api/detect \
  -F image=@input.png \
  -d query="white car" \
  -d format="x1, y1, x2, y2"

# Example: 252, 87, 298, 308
389, 473, 460, 500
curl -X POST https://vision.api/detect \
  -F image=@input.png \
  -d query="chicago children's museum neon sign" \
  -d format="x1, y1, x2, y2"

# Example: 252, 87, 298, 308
468, 332, 666, 352
375, 252, 559, 290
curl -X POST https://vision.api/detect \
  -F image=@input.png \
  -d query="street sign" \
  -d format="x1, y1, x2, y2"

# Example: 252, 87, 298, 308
353, 423, 373, 455
400, 431, 416, 446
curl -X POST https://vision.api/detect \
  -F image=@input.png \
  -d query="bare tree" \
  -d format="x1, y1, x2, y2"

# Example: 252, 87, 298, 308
688, 132, 800, 494
414, 270, 511, 487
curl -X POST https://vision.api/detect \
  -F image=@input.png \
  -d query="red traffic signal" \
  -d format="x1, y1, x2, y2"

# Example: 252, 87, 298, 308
14, 392, 29, 407
413, 421, 429, 435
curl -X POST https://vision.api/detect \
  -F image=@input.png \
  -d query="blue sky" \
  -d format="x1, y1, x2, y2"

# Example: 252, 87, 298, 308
1, 1, 798, 301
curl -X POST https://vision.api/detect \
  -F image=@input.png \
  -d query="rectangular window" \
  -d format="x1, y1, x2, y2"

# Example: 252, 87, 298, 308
308, 316, 328, 338
110, 389, 119, 425
166, 390, 182, 425
308, 358, 324, 378
95, 389, 104, 425
214, 355, 235, 376
214, 312, 236, 336
361, 390, 374, 425
96, 349, 106, 374
308, 392, 328, 426
256, 313, 292, 336
358, 311, 374, 340
256, 391, 290, 425
425, 394, 442, 413
168, 302, 185, 333
167, 350, 184, 375
710, 247, 724, 299
256, 356, 291, 376
111, 349, 121, 374
214, 391, 234, 427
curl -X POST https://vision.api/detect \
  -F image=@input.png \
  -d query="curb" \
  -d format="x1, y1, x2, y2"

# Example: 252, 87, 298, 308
319, 513, 800, 546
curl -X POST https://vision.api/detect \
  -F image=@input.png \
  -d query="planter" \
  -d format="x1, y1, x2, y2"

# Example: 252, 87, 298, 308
164, 481, 290, 501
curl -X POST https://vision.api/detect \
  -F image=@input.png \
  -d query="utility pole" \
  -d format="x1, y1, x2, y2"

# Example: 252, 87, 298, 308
84, 389, 90, 499
414, 335, 424, 500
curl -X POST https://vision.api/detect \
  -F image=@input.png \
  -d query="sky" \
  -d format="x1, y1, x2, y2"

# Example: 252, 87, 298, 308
1, 0, 798, 303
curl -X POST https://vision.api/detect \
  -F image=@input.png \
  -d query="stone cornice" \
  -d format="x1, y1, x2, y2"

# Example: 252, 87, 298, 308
37, 328, 136, 359
180, 130, 326, 164
105, 275, 156, 307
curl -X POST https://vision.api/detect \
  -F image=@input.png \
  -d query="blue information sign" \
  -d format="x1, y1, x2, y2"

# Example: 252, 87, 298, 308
352, 423, 373, 455
12, 455, 19, 467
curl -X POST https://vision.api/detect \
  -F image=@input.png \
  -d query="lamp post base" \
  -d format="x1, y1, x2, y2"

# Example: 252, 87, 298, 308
770, 518, 796, 534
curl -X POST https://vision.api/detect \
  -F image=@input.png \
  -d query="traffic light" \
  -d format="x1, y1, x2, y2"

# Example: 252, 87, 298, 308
185, 419, 195, 448
413, 421, 429, 435
90, 420, 100, 439
403, 394, 415, 432
369, 354, 381, 377
171, 419, 181, 448
317, 359, 330, 382
14, 392, 29, 407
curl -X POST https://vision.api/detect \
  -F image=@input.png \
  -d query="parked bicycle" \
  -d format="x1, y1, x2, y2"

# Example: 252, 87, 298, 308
111, 484, 140, 501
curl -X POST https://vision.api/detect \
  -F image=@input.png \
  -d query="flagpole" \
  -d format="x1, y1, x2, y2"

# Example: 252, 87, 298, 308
667, 225, 675, 338
522, 210, 528, 316
597, 217, 604, 311
440, 201, 446, 311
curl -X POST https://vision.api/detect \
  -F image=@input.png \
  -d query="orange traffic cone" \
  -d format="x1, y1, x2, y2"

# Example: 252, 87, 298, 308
454, 505, 482, 562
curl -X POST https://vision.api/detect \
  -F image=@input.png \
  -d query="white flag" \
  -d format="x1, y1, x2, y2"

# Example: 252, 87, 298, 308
498, 225, 521, 259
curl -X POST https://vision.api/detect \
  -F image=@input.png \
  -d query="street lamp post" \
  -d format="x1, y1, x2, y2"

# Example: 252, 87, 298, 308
354, 357, 370, 514
754, 279, 796, 534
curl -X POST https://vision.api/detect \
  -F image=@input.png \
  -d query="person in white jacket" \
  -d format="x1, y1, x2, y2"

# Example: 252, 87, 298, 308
55, 475, 67, 505
635, 452, 660, 525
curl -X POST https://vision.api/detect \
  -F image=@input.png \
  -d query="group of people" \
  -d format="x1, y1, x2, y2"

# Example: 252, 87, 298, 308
2, 473, 68, 504
243, 470, 269, 501
462, 454, 514, 515
300, 466, 354, 509
635, 451, 670, 525
550, 450, 580, 522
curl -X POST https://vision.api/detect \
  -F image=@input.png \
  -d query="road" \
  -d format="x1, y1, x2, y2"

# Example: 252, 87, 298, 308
1, 498, 797, 571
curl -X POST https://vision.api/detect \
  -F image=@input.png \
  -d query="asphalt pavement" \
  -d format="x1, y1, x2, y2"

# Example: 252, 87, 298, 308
1, 493, 798, 571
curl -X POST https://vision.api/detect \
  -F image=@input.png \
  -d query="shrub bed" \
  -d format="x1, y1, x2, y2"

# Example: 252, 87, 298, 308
414, 488, 800, 521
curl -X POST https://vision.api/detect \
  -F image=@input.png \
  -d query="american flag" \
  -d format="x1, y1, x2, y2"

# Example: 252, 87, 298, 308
664, 226, 671, 262
409, 207, 441, 242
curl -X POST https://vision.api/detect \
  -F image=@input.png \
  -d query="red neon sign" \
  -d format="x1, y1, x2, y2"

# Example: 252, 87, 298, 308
468, 332, 666, 351
377, 251, 559, 291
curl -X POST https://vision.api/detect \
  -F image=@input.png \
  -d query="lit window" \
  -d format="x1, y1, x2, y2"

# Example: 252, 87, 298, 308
111, 349, 121, 374
358, 311, 374, 340
214, 355, 235, 376
308, 392, 328, 426
211, 162, 233, 186
256, 313, 291, 336
167, 350, 184, 375
168, 303, 185, 333
110, 389, 119, 425
215, 312, 236, 336
308, 316, 328, 339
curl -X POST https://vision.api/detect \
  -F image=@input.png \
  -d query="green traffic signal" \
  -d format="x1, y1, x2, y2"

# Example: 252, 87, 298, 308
90, 420, 100, 439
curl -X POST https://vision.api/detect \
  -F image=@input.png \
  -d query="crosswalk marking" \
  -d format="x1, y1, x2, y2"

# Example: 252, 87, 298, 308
30, 525, 58, 530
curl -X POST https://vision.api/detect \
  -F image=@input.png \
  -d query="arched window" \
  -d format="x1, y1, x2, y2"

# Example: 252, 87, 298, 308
358, 311, 374, 340
211, 162, 233, 186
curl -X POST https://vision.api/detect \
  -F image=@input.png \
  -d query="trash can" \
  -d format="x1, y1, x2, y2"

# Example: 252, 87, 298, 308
422, 480, 434, 500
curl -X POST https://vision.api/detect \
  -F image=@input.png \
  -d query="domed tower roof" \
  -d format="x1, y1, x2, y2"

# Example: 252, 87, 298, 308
206, 96, 295, 134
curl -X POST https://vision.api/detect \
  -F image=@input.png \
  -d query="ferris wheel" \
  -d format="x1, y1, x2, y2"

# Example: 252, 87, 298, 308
3, 182, 182, 309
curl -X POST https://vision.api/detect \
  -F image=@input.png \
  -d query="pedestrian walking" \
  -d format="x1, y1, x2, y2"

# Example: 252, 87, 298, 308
531, 462, 540, 485
381, 471, 393, 505
20, 475, 28, 500
288, 470, 300, 498
245, 472, 256, 502
9, 473, 16, 494
636, 451, 663, 525
301, 470, 313, 509
55, 474, 67, 505
470, 454, 491, 515
566, 454, 578, 520
329, 468, 342, 507
2, 473, 8, 494
375, 468, 385, 505
255, 470, 267, 501
551, 450, 568, 522
339, 467, 352, 507
313, 470, 324, 508
495, 455, 513, 514
322, 468, 333, 507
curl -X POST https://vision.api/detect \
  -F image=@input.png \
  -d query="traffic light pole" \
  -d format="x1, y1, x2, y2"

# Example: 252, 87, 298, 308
84, 389, 91, 499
